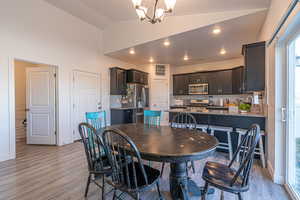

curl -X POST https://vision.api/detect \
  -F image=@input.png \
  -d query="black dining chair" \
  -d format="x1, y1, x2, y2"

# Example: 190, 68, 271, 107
161, 112, 198, 177
201, 124, 261, 200
78, 123, 112, 199
102, 128, 163, 200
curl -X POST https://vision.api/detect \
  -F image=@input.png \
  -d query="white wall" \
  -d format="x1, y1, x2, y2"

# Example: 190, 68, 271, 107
258, 0, 300, 184
0, 0, 127, 161
172, 58, 244, 74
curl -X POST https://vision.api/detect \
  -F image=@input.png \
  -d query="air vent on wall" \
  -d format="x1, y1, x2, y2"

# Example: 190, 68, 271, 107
155, 64, 166, 76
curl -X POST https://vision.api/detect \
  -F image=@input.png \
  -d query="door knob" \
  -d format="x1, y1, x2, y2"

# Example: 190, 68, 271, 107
25, 108, 30, 112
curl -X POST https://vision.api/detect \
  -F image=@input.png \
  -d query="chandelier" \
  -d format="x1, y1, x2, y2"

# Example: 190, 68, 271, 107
132, 0, 176, 24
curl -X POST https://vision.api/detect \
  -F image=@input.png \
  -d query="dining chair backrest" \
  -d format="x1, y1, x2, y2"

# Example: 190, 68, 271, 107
228, 124, 261, 188
144, 110, 161, 127
102, 128, 149, 190
171, 112, 197, 130
78, 122, 108, 173
86, 111, 107, 130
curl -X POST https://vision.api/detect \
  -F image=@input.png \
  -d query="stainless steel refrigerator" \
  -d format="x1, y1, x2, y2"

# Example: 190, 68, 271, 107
127, 83, 149, 123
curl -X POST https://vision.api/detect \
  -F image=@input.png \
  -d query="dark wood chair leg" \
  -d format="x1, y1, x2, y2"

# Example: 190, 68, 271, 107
84, 174, 91, 197
156, 182, 164, 200
238, 193, 243, 200
220, 191, 224, 200
201, 182, 209, 200
102, 176, 105, 200
191, 161, 196, 174
112, 189, 117, 200
160, 162, 165, 178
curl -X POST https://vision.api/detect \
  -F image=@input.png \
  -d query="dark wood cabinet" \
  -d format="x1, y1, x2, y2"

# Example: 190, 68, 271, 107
173, 74, 189, 95
126, 69, 148, 85
110, 67, 127, 95
111, 109, 134, 125
242, 41, 265, 91
232, 66, 244, 94
208, 70, 232, 95
189, 72, 210, 84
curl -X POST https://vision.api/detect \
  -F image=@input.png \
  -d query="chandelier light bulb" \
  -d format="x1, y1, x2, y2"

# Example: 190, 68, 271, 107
149, 57, 154, 63
183, 55, 189, 61
132, 0, 176, 24
164, 0, 176, 11
132, 0, 142, 7
136, 6, 147, 20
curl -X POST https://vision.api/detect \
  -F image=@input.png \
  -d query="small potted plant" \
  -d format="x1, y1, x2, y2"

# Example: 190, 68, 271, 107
239, 103, 251, 113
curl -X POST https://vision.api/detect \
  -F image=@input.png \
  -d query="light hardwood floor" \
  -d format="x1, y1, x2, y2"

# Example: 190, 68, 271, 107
0, 142, 290, 200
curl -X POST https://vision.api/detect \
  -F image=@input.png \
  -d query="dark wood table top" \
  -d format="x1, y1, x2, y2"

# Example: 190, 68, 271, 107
107, 123, 218, 163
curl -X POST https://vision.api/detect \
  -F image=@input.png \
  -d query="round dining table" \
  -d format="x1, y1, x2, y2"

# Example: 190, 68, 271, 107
106, 123, 218, 200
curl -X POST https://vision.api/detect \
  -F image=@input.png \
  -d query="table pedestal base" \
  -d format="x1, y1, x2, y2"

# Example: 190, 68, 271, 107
169, 162, 214, 200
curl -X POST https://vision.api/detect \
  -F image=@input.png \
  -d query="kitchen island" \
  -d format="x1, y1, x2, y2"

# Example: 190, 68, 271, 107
167, 108, 266, 155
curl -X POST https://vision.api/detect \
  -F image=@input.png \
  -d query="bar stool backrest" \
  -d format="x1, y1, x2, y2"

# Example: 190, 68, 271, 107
171, 112, 197, 130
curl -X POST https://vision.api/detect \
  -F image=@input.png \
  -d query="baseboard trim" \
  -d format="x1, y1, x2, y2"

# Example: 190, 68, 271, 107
284, 183, 299, 200
267, 160, 284, 184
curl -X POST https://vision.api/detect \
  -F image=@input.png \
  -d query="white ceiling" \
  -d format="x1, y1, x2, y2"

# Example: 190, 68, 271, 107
107, 10, 267, 66
45, 0, 270, 29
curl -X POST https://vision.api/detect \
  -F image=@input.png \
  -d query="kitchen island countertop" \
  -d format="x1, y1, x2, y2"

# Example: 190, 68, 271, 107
166, 108, 266, 118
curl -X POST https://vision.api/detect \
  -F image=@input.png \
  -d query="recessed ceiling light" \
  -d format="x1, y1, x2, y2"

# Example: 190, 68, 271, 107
149, 57, 154, 63
183, 55, 189, 61
220, 49, 226, 55
164, 40, 170, 46
129, 49, 135, 54
212, 28, 221, 35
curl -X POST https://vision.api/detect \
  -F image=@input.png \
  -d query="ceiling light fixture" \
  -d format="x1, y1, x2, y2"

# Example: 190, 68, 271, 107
149, 57, 154, 63
132, 0, 176, 24
183, 55, 189, 61
212, 28, 221, 35
220, 49, 227, 55
164, 40, 170, 46
129, 49, 135, 54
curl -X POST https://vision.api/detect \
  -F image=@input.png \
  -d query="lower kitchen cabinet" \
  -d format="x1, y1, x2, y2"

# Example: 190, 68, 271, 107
111, 109, 135, 125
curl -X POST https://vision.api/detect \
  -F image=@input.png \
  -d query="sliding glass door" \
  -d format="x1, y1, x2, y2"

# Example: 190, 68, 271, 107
286, 36, 300, 198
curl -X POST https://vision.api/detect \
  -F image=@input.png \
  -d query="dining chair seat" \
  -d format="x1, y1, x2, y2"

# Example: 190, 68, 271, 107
202, 161, 247, 193
115, 161, 161, 191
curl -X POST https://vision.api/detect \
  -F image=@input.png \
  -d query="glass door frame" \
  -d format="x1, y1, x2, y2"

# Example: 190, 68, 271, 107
279, 29, 300, 200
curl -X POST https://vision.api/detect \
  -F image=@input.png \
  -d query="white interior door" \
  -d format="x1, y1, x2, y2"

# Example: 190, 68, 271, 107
26, 67, 56, 145
150, 79, 169, 125
73, 71, 101, 140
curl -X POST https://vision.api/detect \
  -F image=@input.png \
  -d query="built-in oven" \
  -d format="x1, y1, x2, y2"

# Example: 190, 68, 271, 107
188, 83, 209, 95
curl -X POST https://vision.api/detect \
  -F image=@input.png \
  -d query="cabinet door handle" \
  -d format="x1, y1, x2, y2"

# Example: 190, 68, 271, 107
281, 107, 286, 122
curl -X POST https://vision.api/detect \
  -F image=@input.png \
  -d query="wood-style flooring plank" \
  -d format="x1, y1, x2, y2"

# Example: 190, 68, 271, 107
0, 141, 291, 200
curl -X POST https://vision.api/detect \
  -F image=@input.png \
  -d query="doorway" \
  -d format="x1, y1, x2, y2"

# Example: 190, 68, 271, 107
72, 70, 101, 141
14, 60, 57, 156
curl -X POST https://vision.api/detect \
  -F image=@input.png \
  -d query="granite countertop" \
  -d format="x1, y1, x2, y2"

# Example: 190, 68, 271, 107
166, 108, 266, 118
110, 107, 137, 110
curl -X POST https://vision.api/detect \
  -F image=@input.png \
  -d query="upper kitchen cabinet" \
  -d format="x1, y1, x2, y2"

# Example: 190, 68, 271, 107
242, 41, 266, 91
110, 67, 127, 95
209, 70, 232, 95
189, 72, 210, 84
232, 66, 244, 94
173, 74, 189, 95
126, 69, 148, 85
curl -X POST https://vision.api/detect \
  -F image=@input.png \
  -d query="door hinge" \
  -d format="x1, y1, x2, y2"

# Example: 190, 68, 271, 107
54, 73, 57, 78
54, 131, 57, 135
73, 130, 75, 135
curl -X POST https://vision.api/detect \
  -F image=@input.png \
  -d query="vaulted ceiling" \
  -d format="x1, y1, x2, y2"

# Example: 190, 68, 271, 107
44, 0, 271, 66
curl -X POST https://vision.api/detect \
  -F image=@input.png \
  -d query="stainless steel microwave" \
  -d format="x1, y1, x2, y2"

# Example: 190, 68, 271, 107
188, 83, 209, 95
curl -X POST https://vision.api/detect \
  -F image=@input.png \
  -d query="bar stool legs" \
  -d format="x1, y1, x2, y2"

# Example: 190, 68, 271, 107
210, 129, 233, 161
